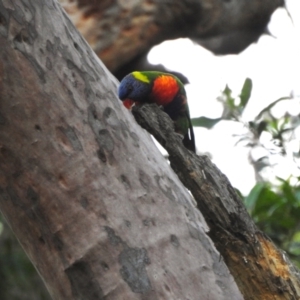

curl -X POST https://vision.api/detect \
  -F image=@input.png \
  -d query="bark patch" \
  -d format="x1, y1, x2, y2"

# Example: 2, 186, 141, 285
0, 113, 6, 125
130, 131, 140, 148
155, 175, 176, 201
103, 107, 121, 129
104, 226, 124, 247
170, 234, 180, 248
119, 247, 152, 294
119, 174, 131, 190
139, 169, 150, 190
97, 129, 114, 152
0, 2, 9, 37
56, 126, 83, 152
66, 261, 104, 300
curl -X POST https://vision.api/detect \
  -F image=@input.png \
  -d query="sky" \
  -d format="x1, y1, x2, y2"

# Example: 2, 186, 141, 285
148, 0, 300, 195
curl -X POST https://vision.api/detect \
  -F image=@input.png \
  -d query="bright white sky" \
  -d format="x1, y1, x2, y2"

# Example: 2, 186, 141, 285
148, 0, 300, 195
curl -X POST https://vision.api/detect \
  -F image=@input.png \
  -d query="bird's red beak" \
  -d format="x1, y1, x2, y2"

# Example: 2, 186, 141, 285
122, 99, 135, 109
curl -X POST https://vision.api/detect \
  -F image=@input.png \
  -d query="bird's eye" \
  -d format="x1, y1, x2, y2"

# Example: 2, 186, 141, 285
127, 86, 133, 92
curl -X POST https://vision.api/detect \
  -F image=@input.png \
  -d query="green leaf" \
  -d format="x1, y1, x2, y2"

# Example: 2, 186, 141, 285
244, 183, 265, 212
223, 85, 232, 98
239, 78, 252, 110
246, 183, 283, 220
289, 242, 300, 256
292, 231, 300, 242
275, 212, 296, 229
223, 85, 235, 109
255, 97, 291, 120
191, 117, 222, 129
281, 180, 298, 205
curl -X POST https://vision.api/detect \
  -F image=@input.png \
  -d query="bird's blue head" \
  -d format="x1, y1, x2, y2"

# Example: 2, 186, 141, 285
118, 72, 152, 102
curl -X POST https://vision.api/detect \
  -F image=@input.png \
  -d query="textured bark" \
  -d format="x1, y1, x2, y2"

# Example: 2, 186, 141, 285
0, 1, 242, 299
60, 0, 284, 77
132, 104, 300, 300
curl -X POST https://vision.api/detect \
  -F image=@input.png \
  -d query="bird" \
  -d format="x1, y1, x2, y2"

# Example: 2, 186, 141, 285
118, 71, 195, 153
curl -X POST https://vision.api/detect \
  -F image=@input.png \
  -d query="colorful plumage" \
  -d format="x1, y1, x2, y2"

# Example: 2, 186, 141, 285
118, 71, 196, 152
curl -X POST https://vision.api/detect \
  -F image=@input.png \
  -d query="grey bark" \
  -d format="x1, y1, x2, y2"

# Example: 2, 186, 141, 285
0, 1, 242, 299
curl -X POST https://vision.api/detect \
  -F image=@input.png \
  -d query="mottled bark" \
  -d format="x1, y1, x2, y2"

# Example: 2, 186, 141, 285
0, 1, 242, 299
132, 104, 300, 300
60, 0, 284, 77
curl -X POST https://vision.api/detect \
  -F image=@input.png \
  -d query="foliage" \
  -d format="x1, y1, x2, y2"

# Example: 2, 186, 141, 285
192, 78, 300, 267
192, 78, 253, 127
0, 215, 51, 300
245, 179, 300, 268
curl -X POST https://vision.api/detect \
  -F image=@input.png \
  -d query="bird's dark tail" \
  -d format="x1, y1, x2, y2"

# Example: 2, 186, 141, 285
183, 112, 196, 153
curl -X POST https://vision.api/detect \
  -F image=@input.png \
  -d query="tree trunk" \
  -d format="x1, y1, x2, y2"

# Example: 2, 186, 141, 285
0, 1, 242, 299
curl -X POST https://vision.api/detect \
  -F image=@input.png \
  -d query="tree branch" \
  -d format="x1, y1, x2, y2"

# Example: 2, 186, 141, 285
60, 0, 284, 74
132, 103, 300, 300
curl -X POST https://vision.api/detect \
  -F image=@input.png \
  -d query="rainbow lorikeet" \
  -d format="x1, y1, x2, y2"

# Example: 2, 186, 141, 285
118, 71, 196, 152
